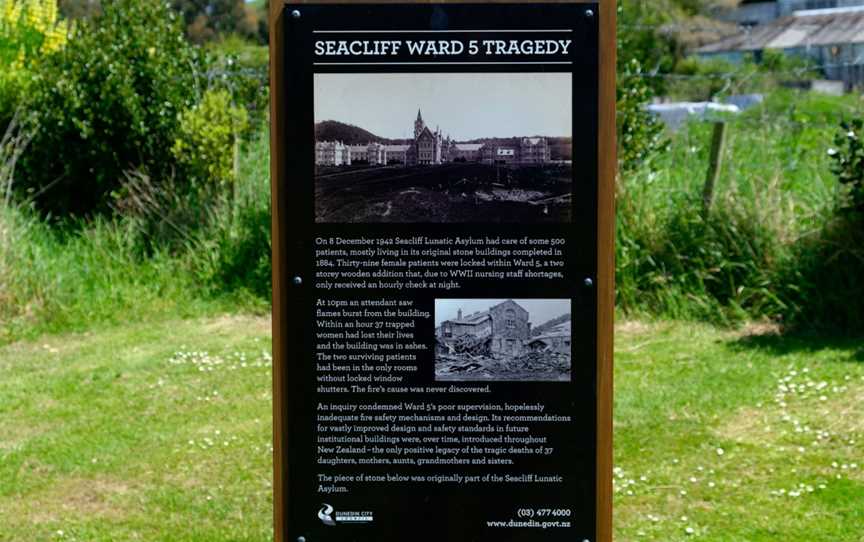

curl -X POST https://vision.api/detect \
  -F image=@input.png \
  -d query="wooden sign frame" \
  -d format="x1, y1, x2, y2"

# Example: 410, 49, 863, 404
269, 1, 615, 540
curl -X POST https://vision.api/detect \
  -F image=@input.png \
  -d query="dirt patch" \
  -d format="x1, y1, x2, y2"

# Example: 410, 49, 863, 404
823, 385, 864, 434
0, 422, 50, 453
4, 476, 132, 525
615, 321, 657, 336
715, 406, 774, 444
717, 382, 864, 444
739, 320, 783, 338
0, 333, 90, 365
201, 314, 270, 336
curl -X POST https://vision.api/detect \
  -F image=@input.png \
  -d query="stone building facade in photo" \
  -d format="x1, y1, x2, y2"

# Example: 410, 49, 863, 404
437, 299, 532, 356
315, 140, 351, 166
316, 109, 552, 167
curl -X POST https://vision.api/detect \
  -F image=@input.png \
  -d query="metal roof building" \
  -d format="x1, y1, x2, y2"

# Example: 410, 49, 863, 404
698, 6, 864, 88
716, 1, 864, 27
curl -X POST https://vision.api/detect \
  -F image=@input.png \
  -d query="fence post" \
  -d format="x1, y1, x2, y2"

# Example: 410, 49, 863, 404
702, 121, 727, 219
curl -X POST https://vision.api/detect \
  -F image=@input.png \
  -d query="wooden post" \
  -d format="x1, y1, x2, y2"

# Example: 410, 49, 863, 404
702, 121, 727, 218
596, 4, 617, 542
268, 2, 288, 540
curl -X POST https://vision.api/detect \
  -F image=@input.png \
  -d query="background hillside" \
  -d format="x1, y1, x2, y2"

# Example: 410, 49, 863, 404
314, 120, 398, 145
532, 313, 572, 337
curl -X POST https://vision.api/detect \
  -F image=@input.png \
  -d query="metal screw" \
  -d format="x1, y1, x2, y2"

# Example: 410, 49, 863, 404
291, 9, 301, 19
584, 8, 594, 18
293, 276, 303, 285
584, 277, 594, 288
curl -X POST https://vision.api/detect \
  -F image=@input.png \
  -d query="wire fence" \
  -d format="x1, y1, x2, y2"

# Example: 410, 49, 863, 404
626, 61, 863, 79
209, 62, 861, 82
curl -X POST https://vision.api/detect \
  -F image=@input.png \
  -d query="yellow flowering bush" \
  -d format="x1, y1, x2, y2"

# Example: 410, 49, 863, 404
0, 0, 70, 118
1, 0, 68, 55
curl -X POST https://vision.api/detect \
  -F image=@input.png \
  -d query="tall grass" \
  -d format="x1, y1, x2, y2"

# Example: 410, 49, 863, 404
0, 129, 271, 344
617, 90, 863, 331
0, 206, 209, 342
191, 128, 272, 300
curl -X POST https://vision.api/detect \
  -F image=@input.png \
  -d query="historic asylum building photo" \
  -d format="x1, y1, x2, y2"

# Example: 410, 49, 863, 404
434, 299, 572, 382
315, 109, 551, 167
313, 73, 572, 223
436, 299, 533, 356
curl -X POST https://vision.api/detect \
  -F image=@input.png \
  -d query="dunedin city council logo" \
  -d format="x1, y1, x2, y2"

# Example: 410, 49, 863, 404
318, 503, 337, 526
317, 503, 374, 526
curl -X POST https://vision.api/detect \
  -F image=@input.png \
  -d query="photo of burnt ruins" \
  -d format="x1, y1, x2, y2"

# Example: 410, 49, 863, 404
435, 299, 571, 382
314, 73, 573, 223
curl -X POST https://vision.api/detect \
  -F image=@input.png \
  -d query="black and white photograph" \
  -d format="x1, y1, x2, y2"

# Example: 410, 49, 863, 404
434, 298, 572, 382
314, 73, 573, 223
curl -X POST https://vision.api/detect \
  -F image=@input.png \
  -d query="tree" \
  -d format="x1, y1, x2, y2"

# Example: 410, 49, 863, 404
18, 0, 205, 216
171, 0, 258, 43
257, 0, 269, 43
59, 0, 101, 19
830, 119, 864, 215
616, 1, 673, 172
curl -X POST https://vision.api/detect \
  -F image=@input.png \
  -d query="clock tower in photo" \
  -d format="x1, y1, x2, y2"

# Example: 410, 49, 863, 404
414, 108, 425, 139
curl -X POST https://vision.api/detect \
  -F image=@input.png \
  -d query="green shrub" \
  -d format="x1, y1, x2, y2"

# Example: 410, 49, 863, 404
1, 127, 272, 343
18, 0, 205, 216
171, 0, 259, 44
778, 215, 864, 333
616, 2, 672, 172
617, 58, 669, 173
172, 88, 248, 187
829, 118, 864, 214
617, 0, 678, 95
775, 118, 864, 333
667, 56, 743, 101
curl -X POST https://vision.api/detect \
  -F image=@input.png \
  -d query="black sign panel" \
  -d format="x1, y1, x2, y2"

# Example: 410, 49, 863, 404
279, 4, 599, 541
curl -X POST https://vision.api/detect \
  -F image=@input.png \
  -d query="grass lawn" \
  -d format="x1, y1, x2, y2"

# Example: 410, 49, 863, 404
614, 322, 864, 541
0, 315, 274, 542
1, 316, 862, 541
